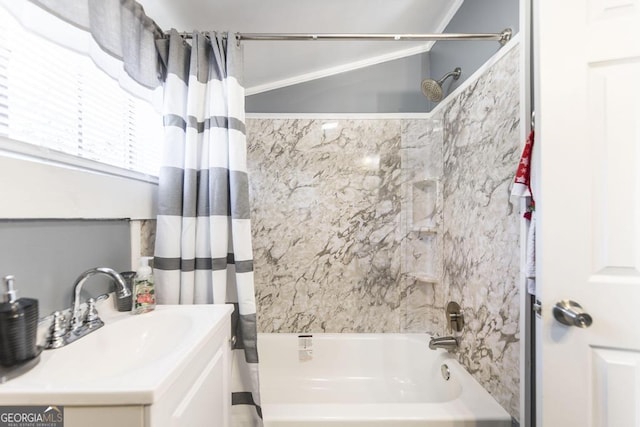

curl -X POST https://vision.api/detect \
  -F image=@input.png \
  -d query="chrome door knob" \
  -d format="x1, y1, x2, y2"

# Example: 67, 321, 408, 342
553, 300, 593, 328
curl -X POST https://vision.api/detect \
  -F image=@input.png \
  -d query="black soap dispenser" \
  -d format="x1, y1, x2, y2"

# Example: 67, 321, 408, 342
0, 275, 39, 367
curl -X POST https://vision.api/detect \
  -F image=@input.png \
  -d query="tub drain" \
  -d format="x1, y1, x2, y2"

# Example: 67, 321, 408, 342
441, 364, 451, 381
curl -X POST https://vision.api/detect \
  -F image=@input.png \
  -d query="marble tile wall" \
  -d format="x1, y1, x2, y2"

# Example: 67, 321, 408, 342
139, 219, 156, 257
440, 46, 521, 418
130, 219, 156, 271
247, 119, 408, 332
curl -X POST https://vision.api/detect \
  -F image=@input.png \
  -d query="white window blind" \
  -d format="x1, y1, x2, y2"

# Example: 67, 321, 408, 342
0, 7, 162, 178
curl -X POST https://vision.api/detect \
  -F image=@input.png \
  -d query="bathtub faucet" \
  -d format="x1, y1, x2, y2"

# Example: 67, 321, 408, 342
429, 336, 458, 350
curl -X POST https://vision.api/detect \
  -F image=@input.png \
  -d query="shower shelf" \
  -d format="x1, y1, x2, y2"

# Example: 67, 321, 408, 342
407, 273, 439, 284
411, 226, 438, 236
410, 179, 438, 233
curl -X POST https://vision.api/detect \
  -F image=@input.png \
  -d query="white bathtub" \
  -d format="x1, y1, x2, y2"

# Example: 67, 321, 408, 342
258, 333, 511, 427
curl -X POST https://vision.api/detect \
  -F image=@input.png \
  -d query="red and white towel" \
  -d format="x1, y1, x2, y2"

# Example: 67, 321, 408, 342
511, 130, 536, 295
512, 130, 535, 199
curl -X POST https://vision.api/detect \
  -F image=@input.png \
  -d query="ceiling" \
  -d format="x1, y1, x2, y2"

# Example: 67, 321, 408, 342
136, 0, 463, 95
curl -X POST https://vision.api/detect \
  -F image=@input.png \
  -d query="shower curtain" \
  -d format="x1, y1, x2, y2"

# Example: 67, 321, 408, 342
154, 30, 262, 426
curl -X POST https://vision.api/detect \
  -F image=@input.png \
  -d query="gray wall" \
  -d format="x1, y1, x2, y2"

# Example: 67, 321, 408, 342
430, 0, 519, 97
246, 51, 431, 113
0, 220, 131, 317
246, 0, 519, 114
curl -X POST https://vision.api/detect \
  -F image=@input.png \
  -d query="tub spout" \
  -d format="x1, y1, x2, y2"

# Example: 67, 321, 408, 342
429, 336, 458, 350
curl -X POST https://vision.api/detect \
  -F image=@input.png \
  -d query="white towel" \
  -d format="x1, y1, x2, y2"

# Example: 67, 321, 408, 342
526, 212, 536, 295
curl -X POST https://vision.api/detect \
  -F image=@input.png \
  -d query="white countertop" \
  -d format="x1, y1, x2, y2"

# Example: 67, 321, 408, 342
0, 302, 233, 406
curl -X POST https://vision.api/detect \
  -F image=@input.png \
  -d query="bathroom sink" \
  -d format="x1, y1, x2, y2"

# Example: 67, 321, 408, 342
41, 309, 194, 383
0, 301, 233, 405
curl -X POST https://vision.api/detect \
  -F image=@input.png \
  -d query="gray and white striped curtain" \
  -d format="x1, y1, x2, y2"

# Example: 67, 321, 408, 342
154, 30, 262, 426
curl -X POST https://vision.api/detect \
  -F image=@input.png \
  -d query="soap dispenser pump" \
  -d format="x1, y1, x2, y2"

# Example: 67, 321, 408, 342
132, 257, 155, 314
0, 275, 38, 367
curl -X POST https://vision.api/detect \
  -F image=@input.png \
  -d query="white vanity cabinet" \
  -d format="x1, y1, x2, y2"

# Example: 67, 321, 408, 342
0, 304, 234, 427
146, 308, 231, 427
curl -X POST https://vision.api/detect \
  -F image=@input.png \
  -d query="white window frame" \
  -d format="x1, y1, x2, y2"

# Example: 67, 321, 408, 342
0, 4, 162, 220
0, 138, 158, 219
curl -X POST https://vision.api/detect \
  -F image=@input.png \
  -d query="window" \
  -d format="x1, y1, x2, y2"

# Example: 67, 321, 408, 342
0, 7, 163, 179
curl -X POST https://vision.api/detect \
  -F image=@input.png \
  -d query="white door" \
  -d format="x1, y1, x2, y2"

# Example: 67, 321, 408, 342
537, 0, 640, 425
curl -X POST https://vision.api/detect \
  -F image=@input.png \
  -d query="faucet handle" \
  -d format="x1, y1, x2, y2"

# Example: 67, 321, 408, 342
446, 301, 464, 333
70, 306, 85, 333
85, 298, 98, 322
84, 298, 103, 329
46, 311, 67, 349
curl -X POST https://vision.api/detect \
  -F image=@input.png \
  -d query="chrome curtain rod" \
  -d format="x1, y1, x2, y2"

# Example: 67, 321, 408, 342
173, 28, 513, 46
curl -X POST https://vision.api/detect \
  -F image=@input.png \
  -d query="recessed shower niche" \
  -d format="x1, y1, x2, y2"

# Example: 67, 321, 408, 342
401, 179, 442, 332
406, 178, 440, 284
411, 178, 438, 233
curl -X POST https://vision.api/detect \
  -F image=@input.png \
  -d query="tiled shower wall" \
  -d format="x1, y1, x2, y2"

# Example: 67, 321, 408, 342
246, 119, 442, 333
440, 46, 521, 418
246, 43, 520, 418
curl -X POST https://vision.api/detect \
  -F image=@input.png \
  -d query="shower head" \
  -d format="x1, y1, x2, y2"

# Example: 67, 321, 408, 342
421, 67, 462, 102
421, 79, 445, 103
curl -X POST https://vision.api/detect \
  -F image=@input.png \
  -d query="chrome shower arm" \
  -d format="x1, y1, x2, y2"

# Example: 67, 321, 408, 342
437, 67, 462, 85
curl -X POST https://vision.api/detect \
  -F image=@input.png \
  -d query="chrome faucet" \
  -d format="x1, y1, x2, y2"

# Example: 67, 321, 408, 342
70, 267, 130, 333
46, 267, 131, 349
429, 336, 458, 350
